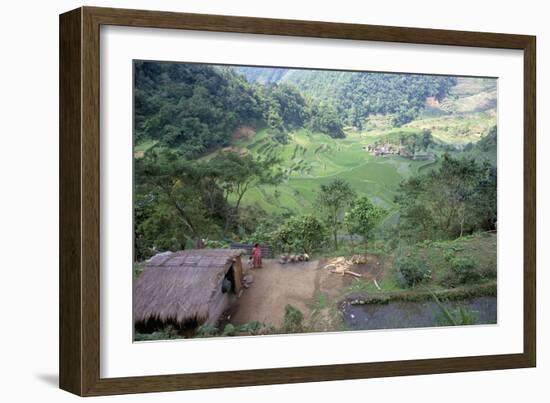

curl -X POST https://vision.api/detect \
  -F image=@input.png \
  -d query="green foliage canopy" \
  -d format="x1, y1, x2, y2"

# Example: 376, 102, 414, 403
208, 151, 283, 231
134, 148, 282, 259
344, 196, 386, 254
395, 154, 497, 241
394, 254, 432, 288
273, 215, 328, 253
238, 67, 457, 128
316, 178, 356, 250
135, 62, 264, 156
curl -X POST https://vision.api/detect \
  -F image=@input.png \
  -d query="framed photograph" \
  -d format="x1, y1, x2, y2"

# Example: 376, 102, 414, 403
59, 6, 536, 396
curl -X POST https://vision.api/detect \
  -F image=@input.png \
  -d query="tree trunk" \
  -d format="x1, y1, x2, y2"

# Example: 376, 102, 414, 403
171, 200, 198, 238
459, 208, 465, 238
224, 183, 250, 236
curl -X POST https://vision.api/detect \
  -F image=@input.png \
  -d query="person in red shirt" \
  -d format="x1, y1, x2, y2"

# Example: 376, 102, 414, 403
252, 243, 263, 269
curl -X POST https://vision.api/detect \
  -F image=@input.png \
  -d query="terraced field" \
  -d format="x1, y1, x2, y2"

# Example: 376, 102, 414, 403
405, 77, 498, 144
406, 110, 496, 144
231, 128, 436, 215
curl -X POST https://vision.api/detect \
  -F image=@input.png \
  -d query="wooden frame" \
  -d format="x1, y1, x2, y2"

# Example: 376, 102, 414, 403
59, 6, 536, 396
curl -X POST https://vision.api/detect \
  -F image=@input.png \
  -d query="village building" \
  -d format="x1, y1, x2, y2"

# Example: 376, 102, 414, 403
134, 249, 245, 330
363, 143, 434, 161
363, 143, 400, 156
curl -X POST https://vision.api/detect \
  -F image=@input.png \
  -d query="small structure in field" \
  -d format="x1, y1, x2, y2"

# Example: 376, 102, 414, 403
363, 143, 400, 156
134, 249, 245, 330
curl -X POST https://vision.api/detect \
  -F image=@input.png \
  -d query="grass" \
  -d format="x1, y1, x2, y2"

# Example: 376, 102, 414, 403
342, 232, 497, 301
307, 291, 331, 312
135, 74, 497, 217
137, 103, 495, 216
344, 275, 402, 296
306, 292, 348, 333
229, 115, 496, 216
230, 128, 438, 214
417, 232, 497, 284
449, 77, 497, 97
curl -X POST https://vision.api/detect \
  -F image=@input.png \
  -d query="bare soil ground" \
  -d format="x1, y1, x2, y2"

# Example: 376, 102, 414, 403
230, 255, 386, 330
231, 125, 256, 140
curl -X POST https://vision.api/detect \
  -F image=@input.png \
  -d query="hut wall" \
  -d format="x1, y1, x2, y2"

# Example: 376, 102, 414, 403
233, 257, 243, 292
205, 260, 242, 325
205, 289, 234, 325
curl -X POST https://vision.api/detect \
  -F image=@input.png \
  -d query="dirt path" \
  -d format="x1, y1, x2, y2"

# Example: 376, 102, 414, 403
230, 256, 387, 329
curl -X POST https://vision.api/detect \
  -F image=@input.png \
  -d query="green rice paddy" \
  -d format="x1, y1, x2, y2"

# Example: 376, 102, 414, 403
231, 128, 435, 215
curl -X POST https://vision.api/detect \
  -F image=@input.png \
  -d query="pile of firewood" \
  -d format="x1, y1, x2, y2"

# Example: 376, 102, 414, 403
349, 254, 367, 265
323, 256, 364, 278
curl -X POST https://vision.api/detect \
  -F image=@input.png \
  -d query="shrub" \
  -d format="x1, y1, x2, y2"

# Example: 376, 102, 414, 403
432, 293, 479, 326
273, 215, 328, 254
203, 239, 229, 249
222, 324, 236, 336
443, 250, 455, 263
238, 321, 262, 335
195, 324, 219, 338
451, 256, 480, 284
282, 304, 304, 333
237, 321, 275, 336
395, 255, 431, 287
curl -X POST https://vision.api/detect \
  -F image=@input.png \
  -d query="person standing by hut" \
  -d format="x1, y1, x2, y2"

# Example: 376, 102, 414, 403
252, 243, 263, 269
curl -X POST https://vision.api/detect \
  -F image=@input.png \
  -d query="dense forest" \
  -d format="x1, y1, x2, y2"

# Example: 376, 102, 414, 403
135, 62, 263, 156
135, 62, 458, 157
134, 62, 346, 156
236, 67, 457, 127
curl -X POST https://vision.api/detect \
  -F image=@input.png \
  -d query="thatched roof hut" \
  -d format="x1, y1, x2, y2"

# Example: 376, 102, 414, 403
134, 249, 244, 328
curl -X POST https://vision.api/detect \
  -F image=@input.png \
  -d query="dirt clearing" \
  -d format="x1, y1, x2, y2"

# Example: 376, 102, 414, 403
229, 255, 387, 329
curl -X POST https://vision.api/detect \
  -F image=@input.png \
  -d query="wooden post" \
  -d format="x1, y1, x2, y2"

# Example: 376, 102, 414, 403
233, 257, 243, 294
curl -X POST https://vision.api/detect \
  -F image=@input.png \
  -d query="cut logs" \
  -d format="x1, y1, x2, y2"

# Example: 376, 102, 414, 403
323, 256, 365, 278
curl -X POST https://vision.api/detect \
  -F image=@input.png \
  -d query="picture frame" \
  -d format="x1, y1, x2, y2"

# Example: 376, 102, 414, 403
59, 6, 536, 396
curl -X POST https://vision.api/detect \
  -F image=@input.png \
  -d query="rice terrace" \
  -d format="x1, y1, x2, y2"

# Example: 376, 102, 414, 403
132, 62, 498, 341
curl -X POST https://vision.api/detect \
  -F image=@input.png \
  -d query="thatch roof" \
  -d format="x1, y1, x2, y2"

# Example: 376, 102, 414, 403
134, 249, 244, 325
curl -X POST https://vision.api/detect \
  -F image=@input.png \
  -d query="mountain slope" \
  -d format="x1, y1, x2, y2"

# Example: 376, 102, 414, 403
235, 66, 458, 127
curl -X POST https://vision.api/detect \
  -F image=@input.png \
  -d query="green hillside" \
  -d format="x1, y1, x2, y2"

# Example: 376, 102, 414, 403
237, 66, 458, 128
133, 63, 498, 340
210, 128, 437, 217
403, 77, 497, 144
235, 66, 291, 83
134, 62, 497, 260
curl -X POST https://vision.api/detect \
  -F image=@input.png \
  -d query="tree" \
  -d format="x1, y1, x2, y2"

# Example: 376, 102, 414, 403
271, 83, 308, 129
395, 154, 497, 241
308, 102, 345, 138
273, 215, 328, 254
316, 179, 356, 250
394, 254, 431, 287
344, 196, 386, 255
477, 125, 497, 152
134, 61, 263, 157
266, 103, 287, 143
134, 148, 227, 259
421, 129, 433, 150
208, 151, 283, 234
